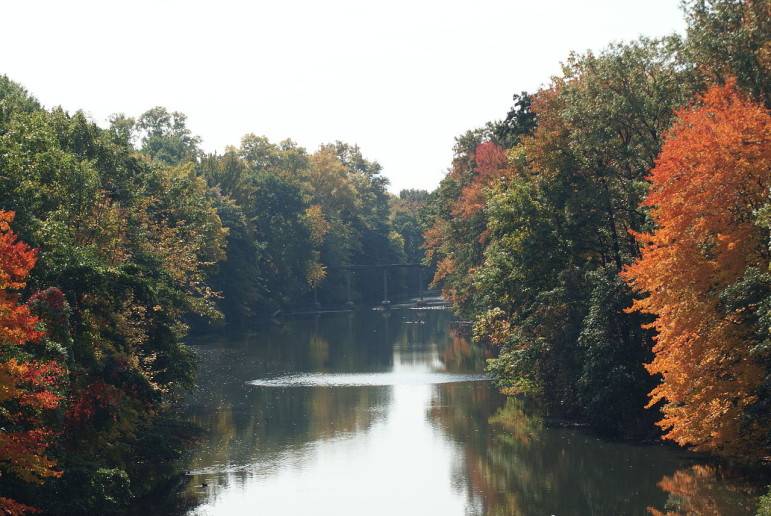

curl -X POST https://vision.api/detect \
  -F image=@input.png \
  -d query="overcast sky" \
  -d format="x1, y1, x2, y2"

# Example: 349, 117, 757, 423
2, 0, 686, 193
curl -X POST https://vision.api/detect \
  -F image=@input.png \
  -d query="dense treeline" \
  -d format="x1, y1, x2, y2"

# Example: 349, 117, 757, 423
423, 0, 771, 462
0, 77, 425, 513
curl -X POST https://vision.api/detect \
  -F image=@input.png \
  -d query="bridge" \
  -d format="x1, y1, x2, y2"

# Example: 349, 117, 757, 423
314, 263, 427, 309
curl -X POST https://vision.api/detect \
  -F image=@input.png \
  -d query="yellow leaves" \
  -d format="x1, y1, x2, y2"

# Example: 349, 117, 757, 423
71, 192, 130, 265
433, 256, 456, 284
0, 359, 26, 405
113, 295, 149, 351
130, 183, 225, 317
306, 148, 361, 214
306, 261, 327, 289
473, 308, 513, 346
305, 204, 329, 247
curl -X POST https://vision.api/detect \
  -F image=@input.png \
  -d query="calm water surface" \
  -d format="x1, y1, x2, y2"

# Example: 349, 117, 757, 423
169, 305, 766, 515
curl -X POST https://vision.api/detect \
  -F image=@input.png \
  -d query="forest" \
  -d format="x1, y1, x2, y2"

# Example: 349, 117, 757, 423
423, 0, 770, 463
0, 0, 769, 513
0, 76, 426, 512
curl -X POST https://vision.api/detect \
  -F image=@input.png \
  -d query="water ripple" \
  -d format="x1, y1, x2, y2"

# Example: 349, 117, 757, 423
247, 372, 489, 388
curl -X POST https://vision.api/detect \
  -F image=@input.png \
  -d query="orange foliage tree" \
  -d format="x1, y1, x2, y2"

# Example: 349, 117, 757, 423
453, 141, 510, 220
0, 210, 63, 515
622, 81, 771, 458
423, 137, 512, 311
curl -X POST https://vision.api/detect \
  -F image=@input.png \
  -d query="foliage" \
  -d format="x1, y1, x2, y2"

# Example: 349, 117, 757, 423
391, 189, 428, 265
683, 0, 771, 107
431, 36, 691, 435
420, 0, 771, 458
0, 66, 421, 512
622, 81, 771, 458
0, 78, 225, 511
0, 211, 63, 515
199, 136, 408, 312
110, 107, 202, 166
649, 464, 763, 516
759, 485, 771, 516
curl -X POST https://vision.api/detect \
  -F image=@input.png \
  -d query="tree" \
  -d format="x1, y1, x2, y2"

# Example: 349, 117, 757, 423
111, 106, 202, 166
0, 211, 62, 515
471, 38, 689, 432
453, 141, 509, 219
622, 81, 771, 458
684, 0, 771, 107
489, 91, 537, 149
422, 128, 496, 313
391, 189, 428, 264
0, 78, 228, 510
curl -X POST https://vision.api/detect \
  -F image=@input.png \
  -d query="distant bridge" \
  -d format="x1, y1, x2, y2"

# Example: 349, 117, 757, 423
316, 263, 427, 309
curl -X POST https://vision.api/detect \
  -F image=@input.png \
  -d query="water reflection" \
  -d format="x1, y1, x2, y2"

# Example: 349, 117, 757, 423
165, 308, 766, 516
248, 371, 489, 387
650, 465, 763, 515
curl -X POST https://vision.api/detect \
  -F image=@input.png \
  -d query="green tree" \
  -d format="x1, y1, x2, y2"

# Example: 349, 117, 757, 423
429, 38, 692, 434
684, 0, 771, 106
110, 106, 202, 166
0, 77, 226, 511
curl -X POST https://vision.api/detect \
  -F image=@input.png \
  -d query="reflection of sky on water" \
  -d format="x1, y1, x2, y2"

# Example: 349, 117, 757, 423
247, 371, 489, 387
182, 309, 486, 515
176, 309, 767, 516
189, 383, 471, 516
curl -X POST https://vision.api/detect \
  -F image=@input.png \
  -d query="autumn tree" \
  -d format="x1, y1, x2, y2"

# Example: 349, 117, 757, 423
0, 211, 62, 515
465, 38, 692, 433
295, 142, 401, 305
423, 129, 511, 313
622, 81, 771, 458
0, 78, 228, 510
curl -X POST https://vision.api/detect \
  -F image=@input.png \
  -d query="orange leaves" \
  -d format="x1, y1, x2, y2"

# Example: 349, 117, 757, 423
0, 211, 37, 291
0, 211, 43, 348
0, 430, 61, 484
0, 292, 43, 348
0, 359, 61, 410
0, 210, 63, 509
0, 212, 43, 349
648, 464, 760, 516
424, 141, 512, 309
453, 141, 509, 219
0, 497, 42, 516
622, 81, 771, 456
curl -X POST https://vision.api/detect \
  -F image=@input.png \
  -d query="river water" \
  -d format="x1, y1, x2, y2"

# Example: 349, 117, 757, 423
166, 302, 767, 515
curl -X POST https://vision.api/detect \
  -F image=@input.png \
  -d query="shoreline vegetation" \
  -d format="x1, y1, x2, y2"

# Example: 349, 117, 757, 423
0, 0, 769, 513
423, 0, 770, 459
0, 77, 426, 513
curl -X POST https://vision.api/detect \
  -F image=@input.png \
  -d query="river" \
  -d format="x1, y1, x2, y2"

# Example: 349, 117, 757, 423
158, 301, 766, 515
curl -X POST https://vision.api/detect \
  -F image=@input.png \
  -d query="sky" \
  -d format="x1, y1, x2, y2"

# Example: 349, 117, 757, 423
1, 0, 686, 194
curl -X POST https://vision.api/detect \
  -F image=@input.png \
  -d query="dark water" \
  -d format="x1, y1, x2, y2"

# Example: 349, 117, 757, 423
168, 303, 767, 515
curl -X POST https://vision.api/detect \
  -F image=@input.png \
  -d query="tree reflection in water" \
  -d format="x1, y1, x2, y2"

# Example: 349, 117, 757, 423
649, 464, 765, 516
166, 310, 767, 516
430, 360, 767, 515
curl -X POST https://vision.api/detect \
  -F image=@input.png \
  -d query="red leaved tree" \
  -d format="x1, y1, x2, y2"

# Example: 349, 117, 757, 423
452, 141, 510, 220
0, 210, 63, 515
